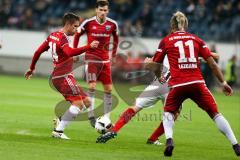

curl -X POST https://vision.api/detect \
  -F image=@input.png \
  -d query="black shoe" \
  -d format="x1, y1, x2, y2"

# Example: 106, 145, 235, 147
233, 144, 240, 156
89, 117, 96, 128
96, 131, 117, 143
164, 138, 174, 157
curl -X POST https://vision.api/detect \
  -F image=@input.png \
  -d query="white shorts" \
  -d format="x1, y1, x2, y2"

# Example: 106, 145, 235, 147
135, 79, 169, 109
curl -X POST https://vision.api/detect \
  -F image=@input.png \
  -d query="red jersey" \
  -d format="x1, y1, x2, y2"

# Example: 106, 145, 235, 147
30, 31, 90, 78
74, 16, 119, 61
153, 31, 212, 88
48, 31, 74, 77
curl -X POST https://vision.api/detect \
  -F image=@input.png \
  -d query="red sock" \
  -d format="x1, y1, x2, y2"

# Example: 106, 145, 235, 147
148, 122, 164, 141
112, 108, 136, 133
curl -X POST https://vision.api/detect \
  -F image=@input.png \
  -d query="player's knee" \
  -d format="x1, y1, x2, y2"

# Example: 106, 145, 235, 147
104, 89, 112, 93
83, 98, 91, 108
104, 87, 112, 93
72, 100, 84, 109
88, 83, 96, 91
103, 84, 112, 93
89, 87, 96, 92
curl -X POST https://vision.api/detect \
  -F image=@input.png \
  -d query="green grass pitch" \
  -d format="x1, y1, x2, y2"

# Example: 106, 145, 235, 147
0, 75, 239, 160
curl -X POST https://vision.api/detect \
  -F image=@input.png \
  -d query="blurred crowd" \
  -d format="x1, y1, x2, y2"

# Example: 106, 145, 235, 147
134, 0, 240, 41
0, 0, 239, 41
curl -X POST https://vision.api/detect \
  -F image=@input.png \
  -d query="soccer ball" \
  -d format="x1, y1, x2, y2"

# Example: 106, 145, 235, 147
95, 116, 113, 134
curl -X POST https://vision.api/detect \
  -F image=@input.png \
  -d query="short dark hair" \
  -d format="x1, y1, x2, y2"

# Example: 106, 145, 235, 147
96, 0, 109, 8
62, 12, 79, 26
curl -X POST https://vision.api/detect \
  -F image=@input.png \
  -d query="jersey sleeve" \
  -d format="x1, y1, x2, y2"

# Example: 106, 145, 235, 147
113, 21, 119, 35
30, 39, 49, 70
112, 23, 119, 57
198, 39, 212, 60
73, 20, 87, 48
73, 30, 85, 48
79, 19, 88, 31
62, 44, 90, 57
152, 39, 166, 63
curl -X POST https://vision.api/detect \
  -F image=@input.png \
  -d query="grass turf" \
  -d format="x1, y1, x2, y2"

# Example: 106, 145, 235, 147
0, 75, 239, 160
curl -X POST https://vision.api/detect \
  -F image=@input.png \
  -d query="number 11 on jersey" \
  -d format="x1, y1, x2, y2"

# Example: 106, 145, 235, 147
174, 40, 197, 63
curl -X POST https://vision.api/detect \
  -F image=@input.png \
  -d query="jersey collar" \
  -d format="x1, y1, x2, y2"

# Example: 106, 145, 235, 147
95, 16, 107, 25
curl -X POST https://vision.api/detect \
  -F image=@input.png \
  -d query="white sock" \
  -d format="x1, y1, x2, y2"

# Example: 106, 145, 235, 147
104, 93, 112, 118
214, 114, 238, 145
56, 105, 81, 131
88, 90, 95, 118
163, 112, 175, 139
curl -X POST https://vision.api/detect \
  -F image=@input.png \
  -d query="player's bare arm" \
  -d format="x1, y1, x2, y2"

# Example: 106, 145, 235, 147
24, 69, 34, 80
211, 52, 219, 60
206, 56, 233, 96
24, 40, 49, 80
144, 57, 163, 78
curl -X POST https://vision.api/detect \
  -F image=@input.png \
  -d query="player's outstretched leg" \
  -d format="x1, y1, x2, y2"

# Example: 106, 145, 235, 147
52, 99, 88, 139
96, 107, 137, 143
112, 108, 136, 132
52, 105, 82, 140
52, 116, 70, 139
147, 122, 164, 146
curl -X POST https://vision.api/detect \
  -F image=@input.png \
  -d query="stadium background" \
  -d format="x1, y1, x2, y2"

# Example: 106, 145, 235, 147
0, 0, 240, 88
0, 0, 239, 160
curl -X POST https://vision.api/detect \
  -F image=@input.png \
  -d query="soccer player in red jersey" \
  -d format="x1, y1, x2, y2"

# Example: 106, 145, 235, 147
95, 54, 218, 145
24, 13, 99, 139
73, 0, 119, 126
96, 11, 240, 157
151, 11, 239, 157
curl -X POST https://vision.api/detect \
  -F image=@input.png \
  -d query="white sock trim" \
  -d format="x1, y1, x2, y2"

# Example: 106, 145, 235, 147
55, 105, 81, 131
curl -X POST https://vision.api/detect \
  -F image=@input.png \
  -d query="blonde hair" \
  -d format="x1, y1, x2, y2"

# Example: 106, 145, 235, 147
170, 11, 188, 32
